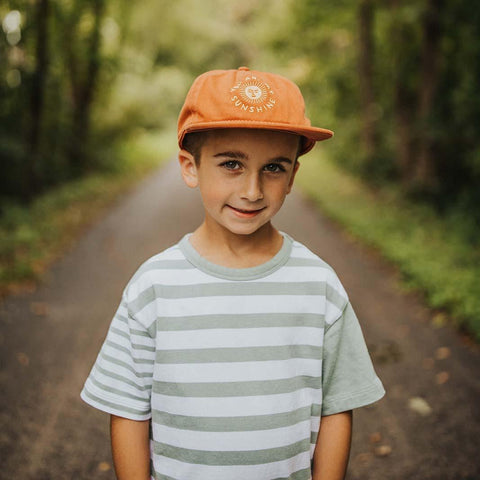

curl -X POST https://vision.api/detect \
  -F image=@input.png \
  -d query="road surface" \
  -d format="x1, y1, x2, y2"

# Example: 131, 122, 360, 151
1, 159, 479, 479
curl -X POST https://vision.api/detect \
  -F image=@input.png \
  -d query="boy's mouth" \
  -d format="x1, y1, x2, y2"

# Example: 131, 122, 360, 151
227, 205, 266, 217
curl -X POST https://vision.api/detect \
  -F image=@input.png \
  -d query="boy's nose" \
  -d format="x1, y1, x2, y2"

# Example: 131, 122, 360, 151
241, 173, 264, 202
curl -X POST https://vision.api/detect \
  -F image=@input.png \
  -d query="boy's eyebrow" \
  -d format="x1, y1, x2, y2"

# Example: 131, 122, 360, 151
213, 151, 248, 159
213, 151, 293, 164
271, 157, 293, 164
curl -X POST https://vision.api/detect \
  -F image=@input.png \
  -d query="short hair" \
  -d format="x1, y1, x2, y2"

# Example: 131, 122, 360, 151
182, 131, 209, 165
182, 130, 305, 165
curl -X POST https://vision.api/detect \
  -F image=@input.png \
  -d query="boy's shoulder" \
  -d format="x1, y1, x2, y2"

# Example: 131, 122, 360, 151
124, 239, 188, 298
288, 236, 334, 270
288, 236, 344, 281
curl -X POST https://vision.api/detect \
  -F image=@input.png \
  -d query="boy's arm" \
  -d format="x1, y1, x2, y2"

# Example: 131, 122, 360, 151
312, 410, 353, 480
110, 415, 151, 480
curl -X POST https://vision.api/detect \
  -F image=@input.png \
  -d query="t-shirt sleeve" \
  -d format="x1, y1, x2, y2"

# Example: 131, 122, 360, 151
80, 289, 155, 420
321, 301, 385, 416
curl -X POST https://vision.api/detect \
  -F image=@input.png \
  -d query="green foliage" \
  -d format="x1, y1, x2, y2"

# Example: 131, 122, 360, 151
271, 0, 480, 223
297, 153, 480, 340
0, 130, 173, 294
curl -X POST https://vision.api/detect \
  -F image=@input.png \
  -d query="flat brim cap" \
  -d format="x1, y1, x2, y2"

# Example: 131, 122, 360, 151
177, 67, 333, 155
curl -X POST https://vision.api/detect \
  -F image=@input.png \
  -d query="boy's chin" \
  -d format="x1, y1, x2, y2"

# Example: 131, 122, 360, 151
221, 221, 273, 237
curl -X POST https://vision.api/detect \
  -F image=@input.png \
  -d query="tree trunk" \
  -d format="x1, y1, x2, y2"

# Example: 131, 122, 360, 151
358, 0, 377, 161
414, 0, 443, 190
25, 0, 49, 199
390, 0, 415, 186
67, 0, 105, 174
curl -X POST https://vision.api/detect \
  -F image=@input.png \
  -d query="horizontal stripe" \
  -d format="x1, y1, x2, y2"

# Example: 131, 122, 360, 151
89, 370, 151, 397
151, 389, 321, 417
155, 345, 322, 364
152, 375, 321, 398
105, 338, 155, 354
100, 352, 153, 374
109, 326, 129, 340
130, 327, 152, 338
152, 404, 321, 432
133, 282, 325, 306
153, 358, 321, 383
154, 327, 324, 351
325, 284, 347, 316
274, 467, 312, 480
286, 256, 328, 267
150, 472, 312, 480
152, 452, 312, 480
256, 265, 331, 283
152, 419, 312, 452
154, 437, 311, 466
102, 341, 155, 371
132, 295, 326, 318
140, 259, 194, 271
109, 325, 153, 344
107, 327, 155, 350
155, 312, 323, 331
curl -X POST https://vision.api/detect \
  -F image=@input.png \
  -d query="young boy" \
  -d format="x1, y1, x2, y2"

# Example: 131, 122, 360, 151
81, 67, 385, 480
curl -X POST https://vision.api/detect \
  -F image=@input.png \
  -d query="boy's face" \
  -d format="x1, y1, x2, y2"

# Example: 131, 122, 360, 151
179, 128, 300, 237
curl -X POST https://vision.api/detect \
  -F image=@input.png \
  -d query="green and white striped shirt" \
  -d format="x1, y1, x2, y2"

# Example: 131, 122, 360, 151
81, 233, 384, 480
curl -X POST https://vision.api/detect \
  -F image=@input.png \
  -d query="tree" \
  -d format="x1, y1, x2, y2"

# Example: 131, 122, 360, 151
414, 0, 443, 191
389, 0, 420, 186
25, 0, 49, 199
358, 0, 377, 161
63, 0, 106, 174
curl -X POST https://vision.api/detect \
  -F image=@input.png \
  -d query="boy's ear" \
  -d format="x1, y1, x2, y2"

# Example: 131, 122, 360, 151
286, 161, 300, 194
178, 149, 199, 188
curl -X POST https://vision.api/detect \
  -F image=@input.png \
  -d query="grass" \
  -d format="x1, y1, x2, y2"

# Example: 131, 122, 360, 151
296, 152, 480, 341
0, 129, 176, 296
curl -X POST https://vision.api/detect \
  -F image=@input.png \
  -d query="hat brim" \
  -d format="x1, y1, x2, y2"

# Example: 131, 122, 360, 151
178, 121, 333, 156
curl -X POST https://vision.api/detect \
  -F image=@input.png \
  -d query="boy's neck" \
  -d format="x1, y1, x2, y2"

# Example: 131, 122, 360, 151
189, 221, 284, 269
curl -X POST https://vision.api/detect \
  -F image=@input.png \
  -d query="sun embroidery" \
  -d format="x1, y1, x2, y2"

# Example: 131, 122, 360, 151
230, 75, 276, 113
239, 80, 268, 104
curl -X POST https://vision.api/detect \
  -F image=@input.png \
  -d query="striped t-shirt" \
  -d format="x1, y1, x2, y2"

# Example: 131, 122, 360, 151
81, 233, 385, 480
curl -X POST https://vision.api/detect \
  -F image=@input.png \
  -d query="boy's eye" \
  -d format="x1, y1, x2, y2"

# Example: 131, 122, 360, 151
264, 163, 285, 173
221, 160, 241, 170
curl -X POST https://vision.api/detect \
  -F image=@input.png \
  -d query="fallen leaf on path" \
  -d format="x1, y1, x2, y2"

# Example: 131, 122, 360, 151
370, 342, 402, 364
435, 347, 451, 360
369, 432, 382, 444
422, 357, 435, 370
30, 302, 49, 316
374, 445, 392, 457
98, 462, 111, 472
408, 397, 432, 416
436, 371, 450, 385
354, 452, 374, 467
16, 352, 30, 366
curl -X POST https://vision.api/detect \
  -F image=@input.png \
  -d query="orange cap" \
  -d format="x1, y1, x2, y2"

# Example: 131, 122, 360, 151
177, 67, 333, 156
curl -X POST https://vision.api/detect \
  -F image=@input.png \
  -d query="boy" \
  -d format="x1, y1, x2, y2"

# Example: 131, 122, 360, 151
81, 67, 385, 480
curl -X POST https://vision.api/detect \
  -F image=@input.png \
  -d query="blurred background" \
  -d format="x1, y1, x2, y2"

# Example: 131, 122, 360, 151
1, 2, 480, 479
1, 0, 479, 335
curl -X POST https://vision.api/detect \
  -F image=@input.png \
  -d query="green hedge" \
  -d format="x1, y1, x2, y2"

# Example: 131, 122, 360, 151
296, 152, 480, 341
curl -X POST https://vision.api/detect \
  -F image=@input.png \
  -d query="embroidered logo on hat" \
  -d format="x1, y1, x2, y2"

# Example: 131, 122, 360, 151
230, 75, 276, 113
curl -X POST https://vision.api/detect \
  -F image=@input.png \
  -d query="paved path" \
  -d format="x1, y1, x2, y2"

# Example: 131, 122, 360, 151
1, 159, 479, 480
